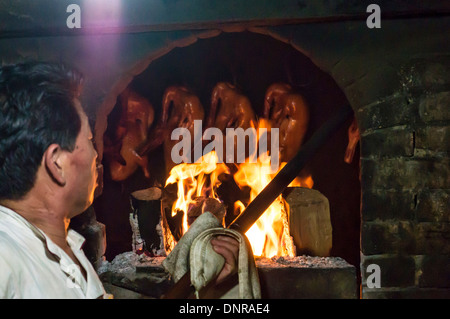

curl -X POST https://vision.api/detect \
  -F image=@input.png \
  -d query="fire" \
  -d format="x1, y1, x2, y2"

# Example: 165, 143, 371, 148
165, 150, 229, 234
233, 151, 313, 257
164, 120, 313, 257
233, 152, 290, 257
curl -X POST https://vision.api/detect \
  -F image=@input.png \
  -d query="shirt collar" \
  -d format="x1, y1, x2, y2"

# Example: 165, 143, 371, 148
0, 204, 86, 256
0, 204, 47, 242
67, 229, 86, 251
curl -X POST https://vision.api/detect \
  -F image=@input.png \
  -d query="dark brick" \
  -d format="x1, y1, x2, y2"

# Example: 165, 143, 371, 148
419, 91, 450, 122
362, 287, 450, 299
361, 221, 450, 256
361, 190, 415, 221
418, 255, 450, 288
361, 126, 414, 159
361, 221, 415, 255
415, 222, 450, 255
357, 94, 418, 132
361, 255, 415, 288
361, 222, 396, 255
415, 125, 450, 153
361, 158, 450, 191
416, 190, 450, 222
400, 57, 450, 91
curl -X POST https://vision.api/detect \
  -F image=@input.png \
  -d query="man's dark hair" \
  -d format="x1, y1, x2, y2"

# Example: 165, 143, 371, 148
0, 61, 83, 200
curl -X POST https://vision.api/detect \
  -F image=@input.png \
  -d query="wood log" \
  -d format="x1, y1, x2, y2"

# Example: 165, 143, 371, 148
188, 197, 226, 226
130, 187, 165, 256
283, 187, 332, 257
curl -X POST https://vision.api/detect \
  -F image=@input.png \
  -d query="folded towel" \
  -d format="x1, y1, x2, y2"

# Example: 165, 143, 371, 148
162, 212, 261, 299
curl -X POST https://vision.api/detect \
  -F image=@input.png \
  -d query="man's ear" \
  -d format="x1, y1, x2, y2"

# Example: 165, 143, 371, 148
43, 144, 67, 186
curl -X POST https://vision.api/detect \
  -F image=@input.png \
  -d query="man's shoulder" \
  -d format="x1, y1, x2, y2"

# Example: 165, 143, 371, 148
0, 230, 23, 262
0, 230, 21, 297
0, 227, 43, 266
0, 207, 43, 253
0, 229, 17, 245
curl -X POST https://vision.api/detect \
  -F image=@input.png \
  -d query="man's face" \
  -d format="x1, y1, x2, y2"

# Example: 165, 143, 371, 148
66, 99, 98, 217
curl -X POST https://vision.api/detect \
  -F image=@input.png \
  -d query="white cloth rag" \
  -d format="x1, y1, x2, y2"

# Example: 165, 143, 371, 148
162, 212, 261, 299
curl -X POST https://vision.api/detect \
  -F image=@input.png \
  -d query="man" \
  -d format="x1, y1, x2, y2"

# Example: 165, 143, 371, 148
0, 62, 238, 298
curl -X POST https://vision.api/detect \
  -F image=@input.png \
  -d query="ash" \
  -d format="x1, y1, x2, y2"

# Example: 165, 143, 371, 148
97, 251, 166, 276
97, 251, 172, 298
97, 252, 352, 277
255, 255, 352, 269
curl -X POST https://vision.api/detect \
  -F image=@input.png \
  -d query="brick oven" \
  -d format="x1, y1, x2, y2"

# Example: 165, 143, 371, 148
0, 0, 448, 299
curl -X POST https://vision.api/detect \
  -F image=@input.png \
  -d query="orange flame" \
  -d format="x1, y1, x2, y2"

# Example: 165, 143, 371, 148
165, 151, 229, 234
233, 154, 312, 257
164, 120, 313, 257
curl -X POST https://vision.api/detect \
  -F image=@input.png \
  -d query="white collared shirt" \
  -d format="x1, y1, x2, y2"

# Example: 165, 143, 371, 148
0, 205, 106, 299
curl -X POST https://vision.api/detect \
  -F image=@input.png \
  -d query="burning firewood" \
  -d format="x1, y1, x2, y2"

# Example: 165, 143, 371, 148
161, 185, 227, 251
187, 196, 226, 226
161, 150, 230, 253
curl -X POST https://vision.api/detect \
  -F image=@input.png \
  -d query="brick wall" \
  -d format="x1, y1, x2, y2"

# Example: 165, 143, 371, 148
359, 56, 450, 298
